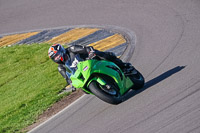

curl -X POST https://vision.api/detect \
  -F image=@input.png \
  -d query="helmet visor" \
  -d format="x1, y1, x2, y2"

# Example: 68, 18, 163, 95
53, 52, 64, 63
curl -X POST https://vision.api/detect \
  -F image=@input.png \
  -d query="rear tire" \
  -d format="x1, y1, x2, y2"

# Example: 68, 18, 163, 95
128, 69, 145, 90
89, 81, 122, 105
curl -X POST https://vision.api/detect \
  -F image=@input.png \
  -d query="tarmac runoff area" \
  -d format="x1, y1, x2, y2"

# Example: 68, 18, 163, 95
0, 26, 135, 58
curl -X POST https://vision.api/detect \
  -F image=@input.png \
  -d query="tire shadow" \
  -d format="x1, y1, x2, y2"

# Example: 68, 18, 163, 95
121, 66, 186, 102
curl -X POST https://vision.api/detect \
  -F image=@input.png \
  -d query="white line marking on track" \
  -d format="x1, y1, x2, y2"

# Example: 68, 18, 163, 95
28, 94, 86, 133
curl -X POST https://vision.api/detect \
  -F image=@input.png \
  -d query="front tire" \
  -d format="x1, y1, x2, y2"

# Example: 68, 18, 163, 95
89, 81, 122, 105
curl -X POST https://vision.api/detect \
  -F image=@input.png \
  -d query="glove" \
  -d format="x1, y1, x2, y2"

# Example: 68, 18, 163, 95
88, 51, 96, 59
86, 46, 96, 59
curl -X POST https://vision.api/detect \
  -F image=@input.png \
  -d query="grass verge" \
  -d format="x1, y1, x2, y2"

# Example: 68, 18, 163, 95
0, 43, 69, 133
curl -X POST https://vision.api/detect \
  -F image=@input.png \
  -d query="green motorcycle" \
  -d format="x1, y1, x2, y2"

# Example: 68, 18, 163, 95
69, 57, 144, 105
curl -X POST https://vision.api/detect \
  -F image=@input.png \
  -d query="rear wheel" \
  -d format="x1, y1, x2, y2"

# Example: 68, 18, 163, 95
89, 79, 122, 105
128, 69, 145, 90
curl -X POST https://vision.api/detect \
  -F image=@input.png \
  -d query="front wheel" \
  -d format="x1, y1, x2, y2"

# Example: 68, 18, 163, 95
89, 81, 122, 105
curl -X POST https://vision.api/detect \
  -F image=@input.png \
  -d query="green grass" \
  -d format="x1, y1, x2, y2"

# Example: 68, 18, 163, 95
0, 43, 69, 133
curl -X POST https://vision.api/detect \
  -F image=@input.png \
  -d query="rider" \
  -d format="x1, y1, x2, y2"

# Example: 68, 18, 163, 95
48, 44, 134, 92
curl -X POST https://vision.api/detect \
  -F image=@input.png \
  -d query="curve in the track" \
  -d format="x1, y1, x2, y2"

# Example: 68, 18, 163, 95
0, 26, 129, 57
1, 0, 200, 133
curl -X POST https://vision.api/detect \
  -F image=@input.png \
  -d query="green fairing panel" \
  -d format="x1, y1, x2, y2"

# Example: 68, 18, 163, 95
70, 60, 95, 88
70, 69, 84, 88
70, 60, 134, 95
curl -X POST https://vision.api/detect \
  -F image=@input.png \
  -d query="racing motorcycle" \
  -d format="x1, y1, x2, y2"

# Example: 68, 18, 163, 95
66, 55, 144, 105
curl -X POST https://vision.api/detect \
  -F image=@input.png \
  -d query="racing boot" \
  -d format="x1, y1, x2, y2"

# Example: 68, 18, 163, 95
65, 85, 76, 92
122, 63, 137, 75
59, 84, 76, 94
66, 79, 76, 92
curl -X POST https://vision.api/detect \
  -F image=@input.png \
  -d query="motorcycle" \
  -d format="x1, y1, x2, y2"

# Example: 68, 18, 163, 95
66, 55, 144, 105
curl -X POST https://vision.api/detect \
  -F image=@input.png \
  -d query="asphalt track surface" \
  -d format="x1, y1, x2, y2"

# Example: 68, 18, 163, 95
1, 0, 200, 133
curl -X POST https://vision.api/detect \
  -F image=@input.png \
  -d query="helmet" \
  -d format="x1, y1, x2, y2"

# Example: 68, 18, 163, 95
48, 44, 67, 64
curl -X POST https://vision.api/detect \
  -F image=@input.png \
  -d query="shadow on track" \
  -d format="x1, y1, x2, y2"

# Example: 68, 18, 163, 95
122, 66, 186, 102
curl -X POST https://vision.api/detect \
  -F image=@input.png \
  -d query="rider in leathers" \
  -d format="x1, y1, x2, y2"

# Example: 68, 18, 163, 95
48, 44, 134, 92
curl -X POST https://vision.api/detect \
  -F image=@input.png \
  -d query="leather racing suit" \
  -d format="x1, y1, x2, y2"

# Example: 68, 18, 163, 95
57, 45, 129, 85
